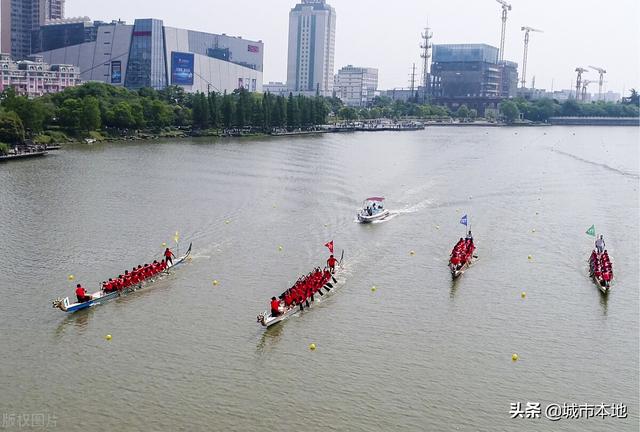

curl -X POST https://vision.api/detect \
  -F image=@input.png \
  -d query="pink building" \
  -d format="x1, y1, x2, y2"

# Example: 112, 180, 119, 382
0, 53, 81, 97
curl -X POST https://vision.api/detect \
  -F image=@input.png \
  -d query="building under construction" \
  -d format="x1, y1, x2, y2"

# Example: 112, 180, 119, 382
429, 43, 518, 115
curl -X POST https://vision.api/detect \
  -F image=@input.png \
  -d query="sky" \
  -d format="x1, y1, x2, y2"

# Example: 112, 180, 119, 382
67, 0, 640, 96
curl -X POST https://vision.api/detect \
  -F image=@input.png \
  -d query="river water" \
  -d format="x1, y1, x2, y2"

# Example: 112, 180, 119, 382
0, 126, 638, 431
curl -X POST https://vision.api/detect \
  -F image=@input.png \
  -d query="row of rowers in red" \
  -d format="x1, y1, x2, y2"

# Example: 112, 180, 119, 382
449, 235, 475, 266
589, 250, 613, 281
74, 248, 176, 303
270, 255, 339, 316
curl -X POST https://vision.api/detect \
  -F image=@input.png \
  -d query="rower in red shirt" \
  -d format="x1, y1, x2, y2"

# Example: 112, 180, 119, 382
284, 291, 293, 307
75, 284, 92, 303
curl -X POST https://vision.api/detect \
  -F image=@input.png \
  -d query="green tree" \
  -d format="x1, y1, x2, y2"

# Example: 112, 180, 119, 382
57, 98, 82, 129
273, 96, 286, 128
0, 111, 25, 144
208, 92, 221, 128
192, 92, 210, 129
262, 93, 272, 130
500, 100, 520, 123
221, 91, 234, 128
80, 96, 101, 132
561, 99, 581, 116
286, 93, 299, 130
109, 101, 136, 129
4, 96, 51, 134
456, 104, 470, 120
338, 106, 358, 121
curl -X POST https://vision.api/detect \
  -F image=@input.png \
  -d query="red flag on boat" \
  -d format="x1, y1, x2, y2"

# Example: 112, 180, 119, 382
324, 241, 334, 254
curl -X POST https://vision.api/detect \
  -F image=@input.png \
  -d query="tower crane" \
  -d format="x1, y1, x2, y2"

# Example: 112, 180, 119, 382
589, 65, 607, 101
581, 80, 593, 101
575, 67, 588, 100
520, 26, 543, 88
496, 0, 512, 62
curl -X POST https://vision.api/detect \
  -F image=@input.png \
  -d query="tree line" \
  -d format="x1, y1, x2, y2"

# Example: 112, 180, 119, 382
0, 82, 332, 146
0, 82, 638, 148
499, 94, 639, 123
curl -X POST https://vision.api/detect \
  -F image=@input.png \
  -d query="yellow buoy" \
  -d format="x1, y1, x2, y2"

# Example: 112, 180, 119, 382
105, 334, 112, 341
410, 250, 415, 256
278, 246, 283, 251
371, 286, 377, 292
67, 274, 75, 281
512, 353, 519, 361
309, 343, 316, 351
162, 242, 167, 248
521, 291, 526, 298
225, 220, 230, 224
213, 280, 219, 286
527, 255, 533, 260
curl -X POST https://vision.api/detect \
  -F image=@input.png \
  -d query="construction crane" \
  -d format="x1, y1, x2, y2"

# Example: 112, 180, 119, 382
520, 26, 543, 88
581, 80, 593, 101
496, 0, 512, 62
589, 65, 607, 101
575, 67, 588, 100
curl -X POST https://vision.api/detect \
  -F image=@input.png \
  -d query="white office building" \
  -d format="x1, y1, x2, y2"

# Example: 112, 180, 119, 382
286, 0, 336, 96
335, 65, 378, 107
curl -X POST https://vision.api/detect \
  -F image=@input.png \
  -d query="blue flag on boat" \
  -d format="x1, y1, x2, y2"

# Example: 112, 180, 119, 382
460, 214, 468, 226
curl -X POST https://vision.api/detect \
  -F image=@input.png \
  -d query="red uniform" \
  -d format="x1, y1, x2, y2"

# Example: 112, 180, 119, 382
270, 298, 281, 316
76, 286, 91, 303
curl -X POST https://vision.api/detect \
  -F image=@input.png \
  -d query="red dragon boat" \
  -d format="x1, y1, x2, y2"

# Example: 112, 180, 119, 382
589, 249, 613, 293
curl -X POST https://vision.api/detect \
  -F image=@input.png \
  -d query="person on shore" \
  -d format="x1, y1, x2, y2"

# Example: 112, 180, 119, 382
75, 284, 92, 303
327, 254, 338, 273
164, 248, 175, 266
595, 235, 605, 254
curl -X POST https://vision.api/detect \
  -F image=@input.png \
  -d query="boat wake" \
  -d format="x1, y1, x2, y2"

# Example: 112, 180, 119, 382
549, 147, 639, 179
397, 198, 435, 214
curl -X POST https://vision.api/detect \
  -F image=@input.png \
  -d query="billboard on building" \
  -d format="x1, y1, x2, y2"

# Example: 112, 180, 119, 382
171, 52, 194, 85
111, 61, 122, 83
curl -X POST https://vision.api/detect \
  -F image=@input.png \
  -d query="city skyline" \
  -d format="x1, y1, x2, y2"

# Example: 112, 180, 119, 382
58, 0, 638, 96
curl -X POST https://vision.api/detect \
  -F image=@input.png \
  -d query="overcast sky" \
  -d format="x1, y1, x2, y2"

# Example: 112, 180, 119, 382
68, 0, 639, 95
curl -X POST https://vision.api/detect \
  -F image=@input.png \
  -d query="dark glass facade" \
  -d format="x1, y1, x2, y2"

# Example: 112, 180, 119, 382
31, 22, 97, 54
124, 19, 167, 89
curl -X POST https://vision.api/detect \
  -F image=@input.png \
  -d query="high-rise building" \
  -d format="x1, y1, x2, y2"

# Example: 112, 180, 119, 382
334, 65, 378, 107
430, 43, 518, 115
286, 0, 336, 96
1, 0, 65, 59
